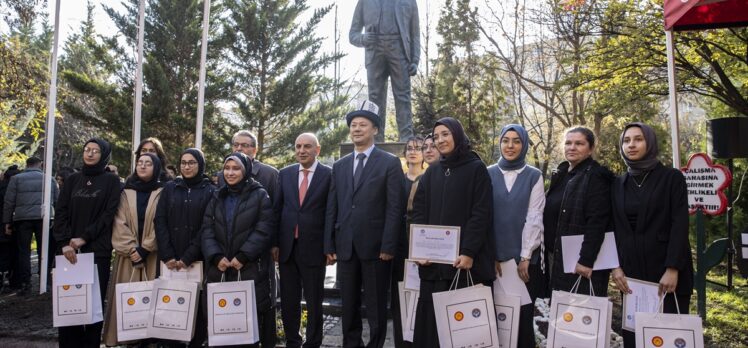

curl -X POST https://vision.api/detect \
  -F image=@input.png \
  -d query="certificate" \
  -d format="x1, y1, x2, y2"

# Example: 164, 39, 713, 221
622, 277, 660, 331
404, 259, 420, 291
561, 231, 619, 273
408, 224, 460, 264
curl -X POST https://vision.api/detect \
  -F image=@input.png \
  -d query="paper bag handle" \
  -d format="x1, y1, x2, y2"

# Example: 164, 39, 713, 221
448, 269, 475, 291
569, 275, 595, 296
220, 270, 242, 283
655, 292, 681, 316
128, 267, 148, 283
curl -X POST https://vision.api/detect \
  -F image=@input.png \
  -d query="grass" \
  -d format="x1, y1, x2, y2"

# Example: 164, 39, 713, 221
701, 265, 748, 347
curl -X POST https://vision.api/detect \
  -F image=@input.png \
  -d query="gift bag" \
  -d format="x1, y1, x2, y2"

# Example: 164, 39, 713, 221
635, 294, 704, 348
116, 269, 154, 341
207, 272, 259, 346
493, 292, 521, 348
146, 278, 199, 341
159, 261, 203, 283
548, 276, 612, 348
397, 282, 418, 342
52, 265, 103, 327
432, 270, 500, 348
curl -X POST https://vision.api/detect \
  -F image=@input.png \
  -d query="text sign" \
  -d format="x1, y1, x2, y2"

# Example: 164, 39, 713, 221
681, 153, 732, 216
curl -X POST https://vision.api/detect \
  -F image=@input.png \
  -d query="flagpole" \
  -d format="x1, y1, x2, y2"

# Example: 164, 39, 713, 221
195, 0, 211, 150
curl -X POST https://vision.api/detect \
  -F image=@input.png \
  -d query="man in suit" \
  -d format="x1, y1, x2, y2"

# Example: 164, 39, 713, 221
350, 0, 420, 142
325, 101, 405, 348
274, 133, 331, 348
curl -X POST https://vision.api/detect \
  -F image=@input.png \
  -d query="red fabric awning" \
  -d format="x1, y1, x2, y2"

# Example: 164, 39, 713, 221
665, 0, 748, 31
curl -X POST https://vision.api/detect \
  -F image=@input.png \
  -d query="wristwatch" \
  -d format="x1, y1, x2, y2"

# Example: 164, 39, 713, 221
520, 257, 530, 262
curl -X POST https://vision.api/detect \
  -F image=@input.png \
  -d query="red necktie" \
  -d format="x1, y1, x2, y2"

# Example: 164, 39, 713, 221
295, 169, 310, 239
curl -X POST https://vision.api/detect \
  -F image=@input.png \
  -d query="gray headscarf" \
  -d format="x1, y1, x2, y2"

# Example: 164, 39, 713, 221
619, 122, 660, 175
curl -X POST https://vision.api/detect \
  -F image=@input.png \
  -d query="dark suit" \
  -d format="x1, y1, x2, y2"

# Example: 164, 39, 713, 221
325, 146, 405, 348
274, 162, 331, 348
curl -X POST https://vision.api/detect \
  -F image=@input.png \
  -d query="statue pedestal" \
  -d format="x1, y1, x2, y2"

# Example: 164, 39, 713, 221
339, 142, 405, 157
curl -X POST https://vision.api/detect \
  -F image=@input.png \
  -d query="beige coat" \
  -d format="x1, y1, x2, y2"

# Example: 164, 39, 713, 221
103, 188, 162, 346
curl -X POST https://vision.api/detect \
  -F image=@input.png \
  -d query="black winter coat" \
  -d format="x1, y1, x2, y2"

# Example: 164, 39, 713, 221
201, 179, 275, 311
412, 151, 495, 282
155, 177, 215, 266
546, 157, 614, 294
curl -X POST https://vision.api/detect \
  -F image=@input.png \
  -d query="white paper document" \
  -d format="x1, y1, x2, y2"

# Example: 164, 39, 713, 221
409, 224, 460, 264
55, 253, 95, 285
561, 231, 619, 273
622, 277, 661, 331
493, 260, 532, 306
404, 259, 420, 291
159, 261, 203, 283
741, 233, 748, 245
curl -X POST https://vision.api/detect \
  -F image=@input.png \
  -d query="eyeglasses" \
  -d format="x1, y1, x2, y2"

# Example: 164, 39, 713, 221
421, 144, 436, 151
232, 142, 255, 149
136, 161, 153, 167
140, 148, 158, 154
180, 161, 198, 167
406, 146, 421, 153
83, 148, 101, 155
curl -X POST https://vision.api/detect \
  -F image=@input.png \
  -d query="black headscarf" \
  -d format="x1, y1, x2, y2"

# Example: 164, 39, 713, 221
181, 148, 206, 187
433, 117, 472, 167
223, 152, 252, 192
125, 153, 163, 192
620, 122, 660, 175
498, 124, 530, 171
82, 138, 112, 176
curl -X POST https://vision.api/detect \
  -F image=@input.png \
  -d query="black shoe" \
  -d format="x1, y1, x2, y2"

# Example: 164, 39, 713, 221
15, 283, 31, 296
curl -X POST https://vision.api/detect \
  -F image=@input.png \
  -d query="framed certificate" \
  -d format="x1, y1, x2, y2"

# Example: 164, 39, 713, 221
403, 259, 420, 291
408, 224, 460, 264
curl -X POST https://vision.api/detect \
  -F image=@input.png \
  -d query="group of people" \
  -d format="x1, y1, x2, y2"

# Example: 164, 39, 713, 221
0, 100, 693, 348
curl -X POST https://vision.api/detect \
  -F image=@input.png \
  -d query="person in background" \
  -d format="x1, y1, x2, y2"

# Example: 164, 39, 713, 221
103, 153, 163, 346
0, 165, 21, 293
610, 123, 693, 348
420, 135, 439, 166
155, 148, 215, 347
135, 137, 173, 182
54, 138, 121, 348
165, 164, 178, 179
411, 117, 495, 347
487, 124, 545, 348
55, 167, 76, 190
544, 127, 613, 296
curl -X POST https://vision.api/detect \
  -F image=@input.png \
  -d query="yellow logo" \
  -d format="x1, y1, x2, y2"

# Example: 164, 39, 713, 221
162, 295, 171, 303
218, 299, 227, 308
454, 311, 464, 321
651, 336, 664, 347
563, 312, 574, 322
127, 297, 136, 306
62, 285, 70, 290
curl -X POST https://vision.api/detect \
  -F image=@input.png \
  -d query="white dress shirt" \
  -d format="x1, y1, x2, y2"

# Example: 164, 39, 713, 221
352, 144, 375, 175
298, 160, 319, 189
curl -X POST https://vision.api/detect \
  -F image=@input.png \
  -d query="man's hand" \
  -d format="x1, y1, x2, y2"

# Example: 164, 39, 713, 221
379, 253, 394, 261
453, 255, 474, 270
659, 268, 679, 296
495, 261, 502, 277
363, 33, 376, 47
165, 259, 177, 270
408, 63, 418, 76
69, 238, 86, 250
62, 245, 76, 264
518, 259, 530, 283
612, 267, 630, 294
575, 263, 593, 279
217, 257, 231, 272
230, 257, 244, 270
326, 253, 337, 266
4, 224, 11, 236
271, 247, 279, 263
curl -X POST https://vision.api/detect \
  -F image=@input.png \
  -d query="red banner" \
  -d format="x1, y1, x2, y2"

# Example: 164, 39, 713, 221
665, 0, 748, 31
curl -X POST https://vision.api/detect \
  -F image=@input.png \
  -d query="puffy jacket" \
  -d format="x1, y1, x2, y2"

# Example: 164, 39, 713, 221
3, 168, 59, 223
201, 179, 275, 311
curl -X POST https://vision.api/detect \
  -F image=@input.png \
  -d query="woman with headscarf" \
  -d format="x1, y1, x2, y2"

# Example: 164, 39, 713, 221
54, 138, 122, 348
487, 124, 545, 348
411, 117, 495, 347
611, 123, 693, 348
154, 148, 215, 347
201, 152, 275, 348
544, 126, 614, 296
103, 153, 163, 346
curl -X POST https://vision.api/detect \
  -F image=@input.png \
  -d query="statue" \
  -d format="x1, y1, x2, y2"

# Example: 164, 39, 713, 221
350, 0, 420, 142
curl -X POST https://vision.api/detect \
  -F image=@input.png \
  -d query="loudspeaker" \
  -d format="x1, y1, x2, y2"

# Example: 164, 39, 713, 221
707, 117, 748, 159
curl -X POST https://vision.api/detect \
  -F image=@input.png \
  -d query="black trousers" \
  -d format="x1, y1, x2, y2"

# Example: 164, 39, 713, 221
517, 263, 545, 348
279, 240, 326, 348
13, 220, 46, 285
622, 292, 691, 348
58, 256, 111, 348
338, 249, 392, 348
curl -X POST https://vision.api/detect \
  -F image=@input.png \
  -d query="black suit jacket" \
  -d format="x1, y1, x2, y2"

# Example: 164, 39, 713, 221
324, 147, 405, 261
274, 162, 331, 266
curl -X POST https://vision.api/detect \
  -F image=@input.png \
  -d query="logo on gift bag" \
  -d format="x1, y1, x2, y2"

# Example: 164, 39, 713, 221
177, 297, 185, 305
563, 312, 574, 322
142, 296, 150, 304
127, 297, 136, 306
62, 285, 70, 290
582, 315, 592, 325
75, 284, 82, 289
674, 338, 687, 348
420, 229, 425, 234
218, 298, 227, 308
162, 295, 171, 303
454, 311, 464, 321
651, 336, 664, 347
472, 308, 481, 318
446, 230, 451, 235
497, 312, 506, 321
233, 298, 241, 306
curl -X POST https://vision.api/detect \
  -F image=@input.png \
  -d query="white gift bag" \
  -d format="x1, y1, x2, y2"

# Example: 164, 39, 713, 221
55, 252, 95, 285
207, 273, 259, 346
548, 276, 612, 348
432, 270, 500, 348
52, 265, 103, 327
493, 293, 521, 348
146, 278, 199, 341
115, 269, 154, 341
635, 294, 704, 348
159, 261, 203, 283
397, 282, 418, 342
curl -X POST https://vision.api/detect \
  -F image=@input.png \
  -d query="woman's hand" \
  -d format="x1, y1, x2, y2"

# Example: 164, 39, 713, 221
659, 268, 679, 296
217, 257, 231, 272
518, 260, 530, 283
230, 257, 244, 270
612, 267, 631, 294
130, 250, 142, 263
575, 263, 593, 279
62, 245, 76, 264
165, 259, 177, 270
495, 261, 502, 277
453, 255, 474, 270
69, 238, 86, 250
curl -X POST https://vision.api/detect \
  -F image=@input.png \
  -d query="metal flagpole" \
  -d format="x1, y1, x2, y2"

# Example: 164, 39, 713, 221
665, 29, 681, 168
195, 0, 211, 150
39, 0, 62, 294
132, 0, 146, 169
